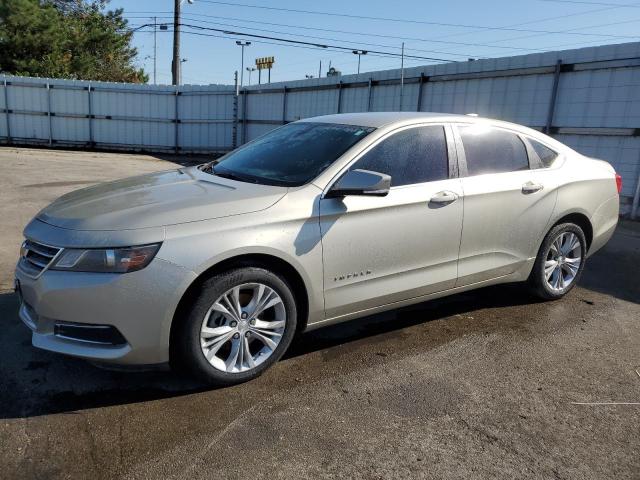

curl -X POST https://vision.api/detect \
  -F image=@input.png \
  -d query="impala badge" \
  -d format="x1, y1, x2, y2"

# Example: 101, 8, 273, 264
334, 270, 372, 282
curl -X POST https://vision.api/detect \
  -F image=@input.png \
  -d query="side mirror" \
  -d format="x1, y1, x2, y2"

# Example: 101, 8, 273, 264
326, 169, 391, 198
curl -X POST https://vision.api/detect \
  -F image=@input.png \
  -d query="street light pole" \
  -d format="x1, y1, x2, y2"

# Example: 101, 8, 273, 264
236, 41, 251, 89
352, 50, 368, 74
246, 67, 256, 85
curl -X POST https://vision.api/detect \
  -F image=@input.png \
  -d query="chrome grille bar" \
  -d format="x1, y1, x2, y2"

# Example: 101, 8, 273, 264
19, 240, 62, 277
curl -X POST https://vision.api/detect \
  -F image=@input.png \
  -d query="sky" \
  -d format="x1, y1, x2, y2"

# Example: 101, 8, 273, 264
108, 0, 640, 86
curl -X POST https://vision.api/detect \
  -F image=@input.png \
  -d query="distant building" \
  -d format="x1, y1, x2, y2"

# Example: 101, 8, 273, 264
326, 67, 341, 77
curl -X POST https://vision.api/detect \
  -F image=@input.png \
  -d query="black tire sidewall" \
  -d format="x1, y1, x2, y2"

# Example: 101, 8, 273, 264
175, 267, 297, 385
530, 223, 587, 299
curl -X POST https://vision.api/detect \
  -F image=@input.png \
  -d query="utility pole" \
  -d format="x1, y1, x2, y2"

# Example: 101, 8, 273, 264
319, 60, 322, 78
172, 0, 194, 85
153, 16, 157, 84
399, 42, 405, 111
172, 0, 181, 85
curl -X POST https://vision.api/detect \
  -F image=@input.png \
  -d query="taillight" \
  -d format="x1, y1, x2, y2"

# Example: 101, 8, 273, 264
615, 173, 622, 194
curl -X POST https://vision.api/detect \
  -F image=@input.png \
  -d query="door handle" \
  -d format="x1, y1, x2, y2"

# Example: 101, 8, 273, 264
522, 182, 543, 194
429, 191, 458, 205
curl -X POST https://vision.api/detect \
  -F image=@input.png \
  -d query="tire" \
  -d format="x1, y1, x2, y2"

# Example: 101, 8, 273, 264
528, 223, 587, 300
173, 267, 297, 386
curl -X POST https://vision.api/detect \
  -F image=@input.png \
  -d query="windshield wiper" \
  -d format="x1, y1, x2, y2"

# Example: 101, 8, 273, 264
211, 167, 258, 184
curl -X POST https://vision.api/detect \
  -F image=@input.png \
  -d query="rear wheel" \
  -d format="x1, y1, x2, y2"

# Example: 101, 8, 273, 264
528, 223, 587, 300
174, 267, 297, 386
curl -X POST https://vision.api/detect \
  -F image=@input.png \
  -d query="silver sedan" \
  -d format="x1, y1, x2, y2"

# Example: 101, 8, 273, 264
15, 112, 620, 385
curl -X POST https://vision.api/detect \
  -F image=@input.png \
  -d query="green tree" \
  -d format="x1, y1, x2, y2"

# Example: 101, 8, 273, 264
0, 0, 148, 83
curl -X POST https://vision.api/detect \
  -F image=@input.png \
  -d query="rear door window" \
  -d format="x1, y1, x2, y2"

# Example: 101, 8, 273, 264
351, 125, 449, 187
459, 125, 529, 176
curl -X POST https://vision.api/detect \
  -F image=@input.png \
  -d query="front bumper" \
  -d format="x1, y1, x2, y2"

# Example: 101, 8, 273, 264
15, 257, 197, 365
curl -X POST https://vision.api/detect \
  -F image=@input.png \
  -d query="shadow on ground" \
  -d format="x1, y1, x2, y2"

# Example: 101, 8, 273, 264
1, 222, 637, 421
0, 283, 543, 420
578, 221, 640, 304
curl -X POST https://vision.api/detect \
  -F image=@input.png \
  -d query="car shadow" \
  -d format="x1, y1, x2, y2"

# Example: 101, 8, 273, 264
284, 284, 544, 359
0, 284, 543, 420
1, 220, 636, 420
576, 222, 640, 305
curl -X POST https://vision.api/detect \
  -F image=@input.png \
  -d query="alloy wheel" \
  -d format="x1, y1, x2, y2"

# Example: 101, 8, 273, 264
544, 232, 582, 292
199, 282, 287, 373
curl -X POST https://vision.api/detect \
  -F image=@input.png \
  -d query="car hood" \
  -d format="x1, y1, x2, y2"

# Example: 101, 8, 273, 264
36, 166, 288, 231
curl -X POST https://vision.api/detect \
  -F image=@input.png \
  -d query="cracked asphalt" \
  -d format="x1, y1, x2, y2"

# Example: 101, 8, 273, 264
0, 147, 639, 479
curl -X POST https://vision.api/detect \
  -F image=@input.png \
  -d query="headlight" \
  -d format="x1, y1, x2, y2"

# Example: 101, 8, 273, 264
50, 244, 161, 273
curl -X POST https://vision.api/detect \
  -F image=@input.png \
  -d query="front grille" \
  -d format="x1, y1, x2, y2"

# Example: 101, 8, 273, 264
20, 240, 61, 276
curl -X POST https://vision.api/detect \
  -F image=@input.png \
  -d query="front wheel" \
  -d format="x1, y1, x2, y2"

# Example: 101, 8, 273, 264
528, 223, 587, 300
174, 267, 297, 386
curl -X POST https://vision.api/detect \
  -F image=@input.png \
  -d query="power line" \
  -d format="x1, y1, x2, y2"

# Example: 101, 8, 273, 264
128, 23, 640, 84
150, 22, 458, 62
517, 34, 637, 50
125, 8, 640, 85
143, 26, 442, 63
182, 15, 638, 58
127, 12, 526, 53
174, 16, 477, 59
126, 10, 632, 55
420, 0, 640, 43
539, 0, 640, 6
178, 12, 546, 52
196, 0, 639, 38
459, 17, 640, 48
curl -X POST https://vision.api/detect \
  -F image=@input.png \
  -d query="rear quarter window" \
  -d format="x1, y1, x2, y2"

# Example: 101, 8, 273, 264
530, 139, 559, 168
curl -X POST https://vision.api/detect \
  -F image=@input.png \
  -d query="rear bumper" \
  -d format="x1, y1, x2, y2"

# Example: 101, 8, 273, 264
588, 194, 619, 257
15, 257, 196, 365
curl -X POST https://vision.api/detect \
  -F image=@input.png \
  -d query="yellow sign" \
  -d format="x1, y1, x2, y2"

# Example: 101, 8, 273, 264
255, 56, 275, 70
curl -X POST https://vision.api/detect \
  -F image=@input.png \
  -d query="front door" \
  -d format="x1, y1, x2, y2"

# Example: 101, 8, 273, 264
319, 124, 464, 320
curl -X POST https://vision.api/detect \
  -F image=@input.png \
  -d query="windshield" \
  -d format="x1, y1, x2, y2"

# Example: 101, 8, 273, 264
207, 122, 375, 187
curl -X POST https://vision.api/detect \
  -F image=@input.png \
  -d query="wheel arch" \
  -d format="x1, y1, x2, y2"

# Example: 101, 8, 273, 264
169, 252, 311, 364
551, 211, 593, 252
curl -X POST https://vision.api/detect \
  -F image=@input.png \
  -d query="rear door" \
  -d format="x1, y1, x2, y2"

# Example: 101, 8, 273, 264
319, 124, 464, 320
454, 123, 558, 286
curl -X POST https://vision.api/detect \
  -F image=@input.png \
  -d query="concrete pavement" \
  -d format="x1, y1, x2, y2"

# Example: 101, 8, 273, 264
0, 147, 638, 479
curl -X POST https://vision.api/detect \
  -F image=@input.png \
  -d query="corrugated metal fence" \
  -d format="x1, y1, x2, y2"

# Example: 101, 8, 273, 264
2, 41, 640, 215
0, 77, 236, 153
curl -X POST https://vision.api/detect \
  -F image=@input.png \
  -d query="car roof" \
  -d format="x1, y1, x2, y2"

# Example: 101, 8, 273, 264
297, 112, 573, 154
299, 112, 463, 128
